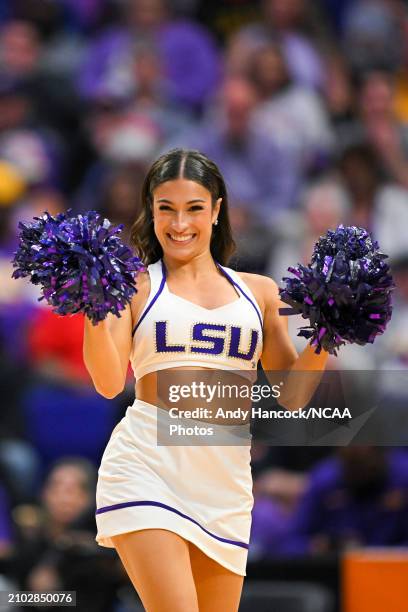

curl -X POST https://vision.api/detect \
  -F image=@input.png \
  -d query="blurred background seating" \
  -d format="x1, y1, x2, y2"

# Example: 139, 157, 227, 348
0, 0, 407, 610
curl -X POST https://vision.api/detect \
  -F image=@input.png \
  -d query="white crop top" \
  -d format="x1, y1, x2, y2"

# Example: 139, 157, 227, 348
130, 259, 264, 382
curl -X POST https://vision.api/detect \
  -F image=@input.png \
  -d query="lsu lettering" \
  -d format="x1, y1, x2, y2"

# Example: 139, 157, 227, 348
155, 321, 259, 361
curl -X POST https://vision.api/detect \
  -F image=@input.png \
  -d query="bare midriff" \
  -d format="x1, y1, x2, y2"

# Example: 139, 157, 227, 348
135, 367, 252, 425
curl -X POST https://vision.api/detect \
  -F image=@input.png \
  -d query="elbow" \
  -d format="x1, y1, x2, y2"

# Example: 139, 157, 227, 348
97, 387, 123, 399
96, 389, 113, 399
83, 360, 126, 399
94, 380, 125, 399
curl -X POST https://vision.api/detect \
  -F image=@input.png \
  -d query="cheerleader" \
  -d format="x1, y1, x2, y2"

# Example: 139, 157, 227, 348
84, 149, 329, 611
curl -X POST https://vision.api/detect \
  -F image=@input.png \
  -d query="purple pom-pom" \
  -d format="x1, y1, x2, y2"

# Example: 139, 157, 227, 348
279, 225, 395, 355
11, 210, 145, 325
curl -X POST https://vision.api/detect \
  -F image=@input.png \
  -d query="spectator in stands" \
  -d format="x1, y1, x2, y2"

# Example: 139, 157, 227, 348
0, 19, 71, 178
226, 0, 328, 90
0, 16, 86, 181
249, 469, 306, 561
286, 447, 408, 553
249, 42, 334, 175
266, 178, 350, 283
341, 0, 405, 75
338, 143, 408, 260
13, 457, 96, 587
0, 76, 63, 189
77, 0, 220, 112
342, 71, 408, 190
322, 53, 356, 139
74, 95, 161, 213
125, 40, 194, 143
165, 74, 302, 269
74, 40, 194, 212
39, 458, 96, 539
170, 76, 300, 226
12, 456, 122, 612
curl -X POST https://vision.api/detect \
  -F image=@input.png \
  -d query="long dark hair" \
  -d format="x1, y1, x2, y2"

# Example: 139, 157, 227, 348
130, 149, 236, 265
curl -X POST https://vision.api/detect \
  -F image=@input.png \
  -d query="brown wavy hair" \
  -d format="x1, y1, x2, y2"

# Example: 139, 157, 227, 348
129, 149, 236, 265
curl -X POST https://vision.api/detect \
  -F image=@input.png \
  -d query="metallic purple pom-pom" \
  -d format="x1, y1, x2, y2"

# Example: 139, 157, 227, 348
279, 225, 395, 355
11, 210, 145, 325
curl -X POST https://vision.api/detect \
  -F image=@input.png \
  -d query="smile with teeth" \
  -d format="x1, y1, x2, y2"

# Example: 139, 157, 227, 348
168, 233, 196, 243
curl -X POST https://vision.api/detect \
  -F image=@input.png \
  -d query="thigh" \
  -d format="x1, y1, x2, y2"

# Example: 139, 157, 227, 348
112, 529, 199, 612
188, 541, 244, 612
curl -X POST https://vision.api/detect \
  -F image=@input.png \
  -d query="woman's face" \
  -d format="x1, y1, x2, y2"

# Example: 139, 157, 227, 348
151, 178, 221, 261
42, 465, 91, 526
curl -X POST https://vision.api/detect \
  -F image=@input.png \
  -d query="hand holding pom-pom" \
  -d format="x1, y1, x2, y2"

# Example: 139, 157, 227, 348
279, 225, 394, 355
11, 210, 145, 325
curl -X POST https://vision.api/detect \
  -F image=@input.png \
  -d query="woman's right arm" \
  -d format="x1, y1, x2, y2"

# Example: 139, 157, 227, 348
83, 271, 150, 399
83, 308, 132, 399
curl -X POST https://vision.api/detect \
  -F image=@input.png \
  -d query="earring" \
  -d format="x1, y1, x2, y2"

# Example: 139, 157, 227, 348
213, 219, 218, 226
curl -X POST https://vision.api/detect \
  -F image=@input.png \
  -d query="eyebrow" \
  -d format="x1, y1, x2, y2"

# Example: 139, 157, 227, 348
157, 198, 206, 204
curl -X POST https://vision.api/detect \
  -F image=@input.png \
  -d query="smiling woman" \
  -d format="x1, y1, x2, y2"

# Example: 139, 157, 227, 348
87, 148, 328, 612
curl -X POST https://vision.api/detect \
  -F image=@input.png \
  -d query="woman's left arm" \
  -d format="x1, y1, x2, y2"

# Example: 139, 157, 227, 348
250, 275, 329, 410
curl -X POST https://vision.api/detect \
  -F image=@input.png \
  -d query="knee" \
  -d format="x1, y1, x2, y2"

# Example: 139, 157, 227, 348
111, 531, 200, 612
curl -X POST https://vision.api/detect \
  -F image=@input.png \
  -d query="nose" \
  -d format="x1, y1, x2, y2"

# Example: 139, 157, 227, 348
171, 210, 189, 232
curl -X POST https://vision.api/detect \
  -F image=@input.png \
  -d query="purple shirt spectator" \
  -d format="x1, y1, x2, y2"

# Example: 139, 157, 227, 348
286, 449, 408, 554
229, 23, 325, 91
77, 20, 220, 109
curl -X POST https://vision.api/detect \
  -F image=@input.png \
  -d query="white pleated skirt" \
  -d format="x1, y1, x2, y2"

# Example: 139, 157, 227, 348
95, 398, 254, 575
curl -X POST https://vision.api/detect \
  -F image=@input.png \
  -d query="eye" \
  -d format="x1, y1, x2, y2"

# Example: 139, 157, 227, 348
158, 204, 172, 210
189, 205, 204, 211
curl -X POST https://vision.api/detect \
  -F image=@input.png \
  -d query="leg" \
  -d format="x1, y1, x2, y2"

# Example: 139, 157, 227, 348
112, 529, 199, 612
188, 541, 245, 612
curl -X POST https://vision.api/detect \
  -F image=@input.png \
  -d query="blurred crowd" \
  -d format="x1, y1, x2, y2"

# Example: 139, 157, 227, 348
0, 0, 408, 609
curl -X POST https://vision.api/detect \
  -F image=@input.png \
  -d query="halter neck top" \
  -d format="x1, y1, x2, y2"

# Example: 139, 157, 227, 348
130, 259, 263, 382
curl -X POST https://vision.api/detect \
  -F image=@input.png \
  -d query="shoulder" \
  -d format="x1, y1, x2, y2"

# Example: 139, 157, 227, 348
235, 271, 280, 318
236, 271, 279, 294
